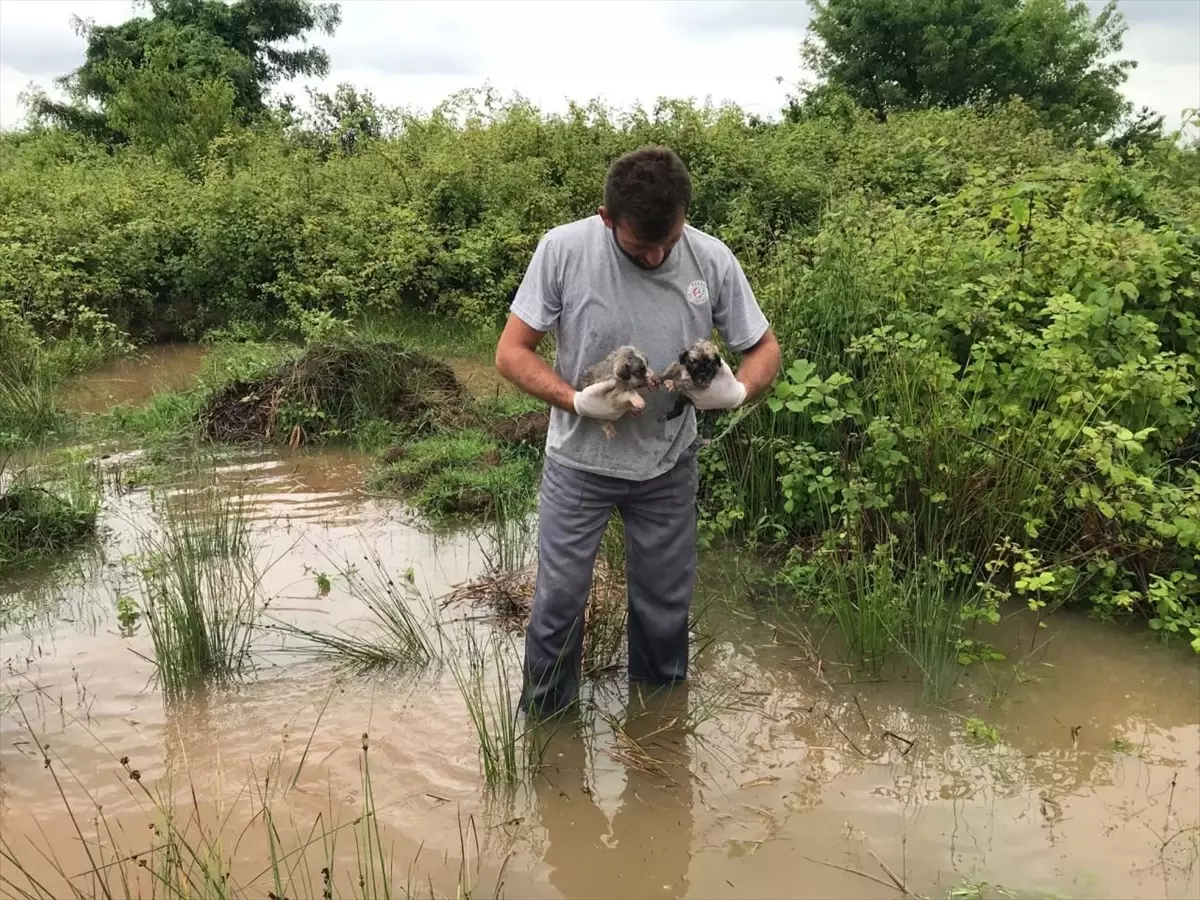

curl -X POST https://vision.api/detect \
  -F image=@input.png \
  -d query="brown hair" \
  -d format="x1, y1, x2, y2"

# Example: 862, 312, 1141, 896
603, 146, 692, 242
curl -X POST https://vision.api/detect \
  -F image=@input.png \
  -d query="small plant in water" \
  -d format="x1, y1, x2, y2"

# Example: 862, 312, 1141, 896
1111, 737, 1137, 755
115, 594, 140, 632
964, 716, 1001, 746
274, 549, 438, 674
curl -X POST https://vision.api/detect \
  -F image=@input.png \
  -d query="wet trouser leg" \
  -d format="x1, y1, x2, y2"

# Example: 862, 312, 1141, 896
620, 447, 698, 685
520, 445, 699, 720
520, 458, 617, 719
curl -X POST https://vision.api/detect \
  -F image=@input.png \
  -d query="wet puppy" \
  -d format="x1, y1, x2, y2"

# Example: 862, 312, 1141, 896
578, 345, 657, 439
658, 339, 723, 422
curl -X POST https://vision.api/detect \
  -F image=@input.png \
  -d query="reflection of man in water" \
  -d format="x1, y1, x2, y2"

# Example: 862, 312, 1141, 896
534, 684, 694, 899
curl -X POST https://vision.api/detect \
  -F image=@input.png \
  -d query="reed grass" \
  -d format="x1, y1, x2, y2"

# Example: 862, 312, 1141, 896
135, 486, 260, 699
447, 628, 540, 791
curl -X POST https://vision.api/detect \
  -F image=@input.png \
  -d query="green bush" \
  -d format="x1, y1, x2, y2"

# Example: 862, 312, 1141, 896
704, 141, 1199, 650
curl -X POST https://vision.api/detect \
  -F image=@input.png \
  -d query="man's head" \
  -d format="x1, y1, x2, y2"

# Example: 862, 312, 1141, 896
599, 146, 692, 269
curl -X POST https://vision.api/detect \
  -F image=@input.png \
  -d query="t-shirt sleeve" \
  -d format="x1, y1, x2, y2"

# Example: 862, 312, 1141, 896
509, 233, 562, 333
713, 248, 770, 353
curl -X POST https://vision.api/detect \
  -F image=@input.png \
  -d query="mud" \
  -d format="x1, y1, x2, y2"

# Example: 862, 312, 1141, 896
1, 446, 1197, 899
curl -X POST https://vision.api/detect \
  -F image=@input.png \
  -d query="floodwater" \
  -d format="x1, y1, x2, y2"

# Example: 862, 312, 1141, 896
3, 374, 1199, 899
56, 344, 211, 414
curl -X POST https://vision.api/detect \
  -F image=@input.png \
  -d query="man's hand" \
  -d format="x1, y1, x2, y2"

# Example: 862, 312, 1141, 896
574, 379, 646, 420
681, 359, 747, 411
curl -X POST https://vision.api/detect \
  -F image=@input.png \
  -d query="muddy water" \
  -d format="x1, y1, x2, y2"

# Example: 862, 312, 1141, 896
1, 447, 1198, 900
56, 343, 211, 414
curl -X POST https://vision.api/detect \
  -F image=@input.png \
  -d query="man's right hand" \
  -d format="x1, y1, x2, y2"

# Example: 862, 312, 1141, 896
572, 379, 645, 420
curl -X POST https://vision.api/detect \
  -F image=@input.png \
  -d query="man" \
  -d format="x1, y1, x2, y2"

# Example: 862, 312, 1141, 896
495, 145, 780, 719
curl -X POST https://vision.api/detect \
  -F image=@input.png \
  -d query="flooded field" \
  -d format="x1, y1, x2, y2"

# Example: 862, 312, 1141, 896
2, 370, 1199, 899
56, 345, 211, 414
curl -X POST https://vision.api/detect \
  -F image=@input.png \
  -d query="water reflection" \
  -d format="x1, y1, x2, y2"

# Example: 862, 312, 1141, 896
535, 683, 695, 900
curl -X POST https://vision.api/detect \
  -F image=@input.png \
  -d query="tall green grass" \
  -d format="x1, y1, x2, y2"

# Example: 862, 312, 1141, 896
135, 486, 260, 699
448, 629, 530, 790
0, 453, 101, 574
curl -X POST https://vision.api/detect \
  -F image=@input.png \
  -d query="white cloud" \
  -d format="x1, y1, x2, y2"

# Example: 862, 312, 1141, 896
0, 0, 1194, 130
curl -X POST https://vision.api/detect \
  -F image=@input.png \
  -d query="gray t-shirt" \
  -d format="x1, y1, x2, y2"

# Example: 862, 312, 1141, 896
510, 215, 770, 481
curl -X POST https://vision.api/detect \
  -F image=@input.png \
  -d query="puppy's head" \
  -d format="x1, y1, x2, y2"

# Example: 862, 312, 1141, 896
684, 341, 722, 388
614, 347, 651, 388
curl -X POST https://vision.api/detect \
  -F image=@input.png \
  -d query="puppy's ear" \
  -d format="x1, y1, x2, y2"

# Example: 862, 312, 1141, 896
617, 363, 632, 380
679, 350, 690, 364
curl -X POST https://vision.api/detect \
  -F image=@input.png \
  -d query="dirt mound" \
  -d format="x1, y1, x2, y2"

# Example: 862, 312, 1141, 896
200, 340, 467, 445
483, 410, 549, 446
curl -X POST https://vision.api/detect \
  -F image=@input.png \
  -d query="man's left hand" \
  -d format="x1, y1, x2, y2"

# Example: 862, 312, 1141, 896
682, 360, 747, 411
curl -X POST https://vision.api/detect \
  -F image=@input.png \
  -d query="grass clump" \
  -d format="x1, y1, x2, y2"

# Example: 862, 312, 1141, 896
272, 549, 439, 675
371, 431, 539, 518
135, 486, 261, 699
448, 628, 533, 790
0, 456, 101, 574
785, 532, 1004, 703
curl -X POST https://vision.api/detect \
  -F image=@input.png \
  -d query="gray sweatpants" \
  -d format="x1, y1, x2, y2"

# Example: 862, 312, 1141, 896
520, 443, 700, 719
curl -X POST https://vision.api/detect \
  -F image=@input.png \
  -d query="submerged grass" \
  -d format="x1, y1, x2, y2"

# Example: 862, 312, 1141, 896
134, 486, 260, 699
271, 548, 439, 676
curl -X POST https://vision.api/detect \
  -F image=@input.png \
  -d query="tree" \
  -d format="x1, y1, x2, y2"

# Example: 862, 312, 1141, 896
798, 0, 1135, 140
32, 0, 340, 143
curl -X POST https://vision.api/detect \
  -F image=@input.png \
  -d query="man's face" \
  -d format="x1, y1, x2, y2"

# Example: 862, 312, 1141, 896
599, 206, 685, 269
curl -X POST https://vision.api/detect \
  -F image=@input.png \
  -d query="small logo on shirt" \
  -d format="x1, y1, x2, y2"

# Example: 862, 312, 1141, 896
686, 280, 709, 305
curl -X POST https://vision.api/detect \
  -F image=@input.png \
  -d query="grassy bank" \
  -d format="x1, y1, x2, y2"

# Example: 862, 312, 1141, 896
0, 454, 101, 576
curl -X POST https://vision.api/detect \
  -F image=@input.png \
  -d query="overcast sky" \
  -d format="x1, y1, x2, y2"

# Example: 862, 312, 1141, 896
0, 0, 1196, 131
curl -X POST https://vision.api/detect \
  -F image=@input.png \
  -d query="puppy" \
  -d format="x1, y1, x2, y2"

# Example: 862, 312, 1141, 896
577, 345, 658, 439
658, 339, 723, 423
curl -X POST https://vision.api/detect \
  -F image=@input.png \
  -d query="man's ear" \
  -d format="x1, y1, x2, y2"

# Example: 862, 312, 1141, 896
598, 206, 613, 228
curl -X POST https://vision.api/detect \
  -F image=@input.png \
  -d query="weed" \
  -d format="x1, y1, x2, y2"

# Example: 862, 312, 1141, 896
964, 716, 1001, 746
0, 454, 101, 574
135, 486, 260, 699
273, 549, 438, 675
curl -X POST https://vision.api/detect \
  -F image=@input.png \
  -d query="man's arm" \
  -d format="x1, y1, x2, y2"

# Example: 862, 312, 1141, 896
710, 247, 780, 405
733, 327, 781, 402
495, 314, 577, 413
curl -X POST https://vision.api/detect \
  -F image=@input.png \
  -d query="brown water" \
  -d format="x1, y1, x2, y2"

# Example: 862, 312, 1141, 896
56, 344, 211, 414
2, 444, 1198, 899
